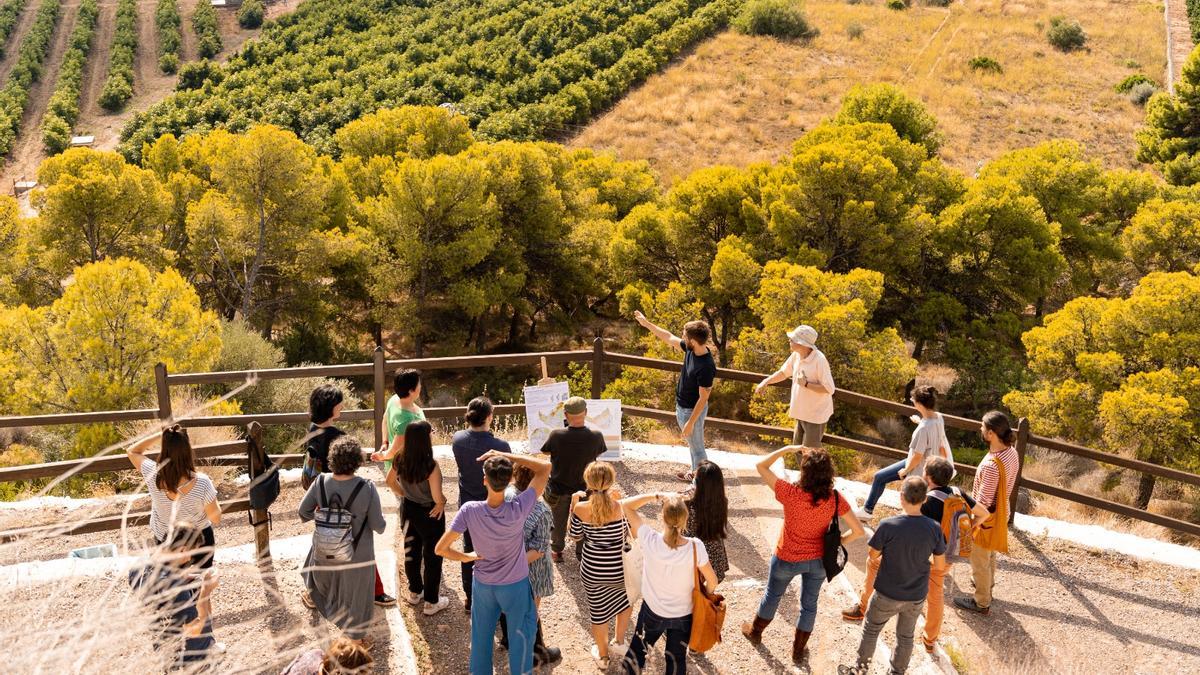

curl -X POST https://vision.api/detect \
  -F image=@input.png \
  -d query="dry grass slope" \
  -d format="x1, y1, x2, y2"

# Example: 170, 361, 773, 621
571, 0, 1165, 182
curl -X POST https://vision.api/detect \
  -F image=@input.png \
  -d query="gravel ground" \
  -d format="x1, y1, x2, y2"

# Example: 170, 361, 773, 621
4, 455, 1200, 674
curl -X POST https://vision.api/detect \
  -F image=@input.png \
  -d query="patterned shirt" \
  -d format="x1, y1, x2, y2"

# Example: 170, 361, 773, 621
524, 500, 554, 598
973, 446, 1020, 515
773, 480, 849, 562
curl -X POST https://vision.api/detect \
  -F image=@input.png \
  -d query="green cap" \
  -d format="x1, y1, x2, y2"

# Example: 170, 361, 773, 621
563, 396, 588, 415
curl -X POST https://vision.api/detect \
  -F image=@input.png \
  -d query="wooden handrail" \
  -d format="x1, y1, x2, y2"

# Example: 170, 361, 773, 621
0, 345, 1198, 540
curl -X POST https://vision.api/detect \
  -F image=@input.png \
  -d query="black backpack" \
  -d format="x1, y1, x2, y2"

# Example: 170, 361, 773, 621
822, 491, 848, 581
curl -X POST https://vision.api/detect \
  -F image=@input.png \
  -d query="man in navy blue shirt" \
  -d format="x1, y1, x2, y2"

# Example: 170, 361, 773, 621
840, 477, 947, 675
633, 310, 717, 481
451, 396, 511, 610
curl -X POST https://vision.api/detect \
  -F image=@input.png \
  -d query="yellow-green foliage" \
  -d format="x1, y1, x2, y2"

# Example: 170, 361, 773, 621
0, 258, 222, 416
1005, 272, 1200, 482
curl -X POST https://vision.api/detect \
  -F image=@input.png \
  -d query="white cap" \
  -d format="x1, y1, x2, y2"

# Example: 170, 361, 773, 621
787, 325, 818, 348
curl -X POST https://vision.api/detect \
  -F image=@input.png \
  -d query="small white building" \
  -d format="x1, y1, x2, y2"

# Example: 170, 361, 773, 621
69, 136, 95, 147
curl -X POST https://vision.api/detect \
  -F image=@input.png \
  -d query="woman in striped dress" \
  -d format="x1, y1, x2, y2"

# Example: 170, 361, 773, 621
569, 461, 632, 670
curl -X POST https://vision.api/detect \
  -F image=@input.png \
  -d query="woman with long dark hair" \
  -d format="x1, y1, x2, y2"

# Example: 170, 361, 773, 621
395, 420, 450, 615
742, 445, 865, 664
126, 426, 221, 616
953, 410, 1020, 616
682, 459, 729, 583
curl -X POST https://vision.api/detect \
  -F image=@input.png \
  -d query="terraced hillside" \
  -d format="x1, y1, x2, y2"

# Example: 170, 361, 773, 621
120, 0, 742, 157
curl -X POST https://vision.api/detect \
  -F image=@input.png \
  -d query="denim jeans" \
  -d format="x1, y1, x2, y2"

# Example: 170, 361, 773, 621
675, 404, 708, 470
755, 556, 826, 632
864, 460, 906, 514
622, 602, 693, 675
470, 577, 537, 675
857, 591, 924, 674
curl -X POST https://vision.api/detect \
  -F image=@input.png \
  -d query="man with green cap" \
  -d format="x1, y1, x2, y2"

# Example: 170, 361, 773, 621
538, 396, 606, 562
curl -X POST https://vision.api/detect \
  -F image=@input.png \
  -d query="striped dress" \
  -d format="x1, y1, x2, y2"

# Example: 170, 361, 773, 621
525, 500, 554, 598
569, 512, 631, 624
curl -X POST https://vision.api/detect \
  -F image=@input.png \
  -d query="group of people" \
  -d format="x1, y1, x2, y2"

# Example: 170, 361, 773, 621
119, 312, 1022, 675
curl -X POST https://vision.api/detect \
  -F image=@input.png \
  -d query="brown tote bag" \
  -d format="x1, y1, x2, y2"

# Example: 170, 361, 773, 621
687, 541, 726, 653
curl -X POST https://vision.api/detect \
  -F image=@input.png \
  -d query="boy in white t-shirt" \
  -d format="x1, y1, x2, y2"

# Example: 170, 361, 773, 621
619, 492, 720, 675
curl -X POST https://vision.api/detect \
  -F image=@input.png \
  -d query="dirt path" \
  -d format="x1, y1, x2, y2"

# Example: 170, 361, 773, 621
0, 0, 41, 82
1, 1, 80, 183
1165, 0, 1193, 91
6, 451, 1198, 673
75, 0, 117, 136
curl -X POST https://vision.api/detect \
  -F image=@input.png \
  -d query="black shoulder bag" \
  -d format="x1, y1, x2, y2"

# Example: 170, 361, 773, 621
822, 491, 848, 581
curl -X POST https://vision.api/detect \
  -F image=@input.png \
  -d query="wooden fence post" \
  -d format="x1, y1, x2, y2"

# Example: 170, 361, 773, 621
246, 421, 272, 567
154, 362, 172, 425
1010, 417, 1031, 524
373, 346, 386, 453
591, 337, 605, 399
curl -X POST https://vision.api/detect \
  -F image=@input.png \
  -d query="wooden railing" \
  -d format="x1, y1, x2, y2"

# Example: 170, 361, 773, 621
1, 339, 1198, 544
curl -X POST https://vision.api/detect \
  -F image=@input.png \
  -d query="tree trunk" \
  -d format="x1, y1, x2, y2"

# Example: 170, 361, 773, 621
912, 337, 926, 359
1135, 471, 1156, 510
475, 312, 488, 353
507, 305, 520, 345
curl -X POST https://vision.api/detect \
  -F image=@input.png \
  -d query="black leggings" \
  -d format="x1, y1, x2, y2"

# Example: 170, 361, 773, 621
402, 499, 446, 603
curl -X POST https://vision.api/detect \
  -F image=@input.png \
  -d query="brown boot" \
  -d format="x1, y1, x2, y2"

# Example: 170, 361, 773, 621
740, 615, 771, 645
792, 629, 811, 663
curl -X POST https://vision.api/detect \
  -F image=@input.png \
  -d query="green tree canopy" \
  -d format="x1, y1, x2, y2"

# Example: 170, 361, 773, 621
833, 83, 941, 157
1136, 47, 1200, 185
0, 258, 221, 456
1121, 198, 1200, 275
29, 148, 172, 282
1004, 271, 1200, 507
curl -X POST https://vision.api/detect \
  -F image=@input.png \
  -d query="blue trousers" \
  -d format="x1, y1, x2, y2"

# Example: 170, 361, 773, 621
675, 404, 708, 470
864, 460, 906, 514
755, 556, 826, 632
622, 602, 693, 675
470, 577, 536, 675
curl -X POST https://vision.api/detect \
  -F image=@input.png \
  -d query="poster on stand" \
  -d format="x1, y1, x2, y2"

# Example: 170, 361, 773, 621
524, 381, 571, 453
584, 399, 622, 461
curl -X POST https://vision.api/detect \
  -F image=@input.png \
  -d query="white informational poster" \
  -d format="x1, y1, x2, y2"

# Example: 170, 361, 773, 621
524, 381, 571, 453
584, 399, 622, 461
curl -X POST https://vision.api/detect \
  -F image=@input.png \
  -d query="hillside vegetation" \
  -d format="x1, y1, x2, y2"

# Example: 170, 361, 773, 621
573, 0, 1165, 182
120, 0, 741, 157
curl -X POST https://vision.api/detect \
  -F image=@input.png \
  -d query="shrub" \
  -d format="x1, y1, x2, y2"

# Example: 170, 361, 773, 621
968, 56, 1003, 74
192, 0, 222, 58
237, 0, 263, 28
1115, 73, 1154, 93
177, 59, 220, 89
846, 22, 864, 39
924, 0, 951, 5
158, 52, 179, 74
99, 0, 137, 111
886, 0, 907, 9
733, 0, 818, 40
0, 0, 60, 156
834, 82, 941, 155
41, 112, 71, 153
1046, 16, 1086, 52
156, 0, 182, 72
1128, 82, 1157, 106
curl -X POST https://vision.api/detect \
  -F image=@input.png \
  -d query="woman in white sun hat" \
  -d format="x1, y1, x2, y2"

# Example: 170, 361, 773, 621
753, 325, 836, 447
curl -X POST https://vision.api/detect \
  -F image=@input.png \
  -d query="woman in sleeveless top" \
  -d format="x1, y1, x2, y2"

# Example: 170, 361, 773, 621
126, 426, 222, 616
395, 420, 449, 615
568, 461, 632, 670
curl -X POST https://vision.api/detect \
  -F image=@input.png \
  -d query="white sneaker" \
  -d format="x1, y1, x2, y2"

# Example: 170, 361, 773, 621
609, 640, 628, 655
853, 508, 872, 520
403, 591, 421, 606
422, 596, 450, 616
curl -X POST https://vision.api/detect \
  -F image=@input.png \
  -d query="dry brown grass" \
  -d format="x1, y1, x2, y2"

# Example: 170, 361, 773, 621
570, 0, 1165, 182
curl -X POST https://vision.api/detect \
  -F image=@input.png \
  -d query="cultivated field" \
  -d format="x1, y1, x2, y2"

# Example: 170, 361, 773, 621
572, 0, 1168, 182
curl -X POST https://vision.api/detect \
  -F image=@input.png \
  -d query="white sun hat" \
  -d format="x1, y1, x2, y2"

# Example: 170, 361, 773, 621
787, 325, 818, 348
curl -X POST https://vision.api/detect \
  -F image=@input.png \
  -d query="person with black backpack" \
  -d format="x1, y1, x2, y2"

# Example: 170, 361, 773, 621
299, 436, 386, 646
741, 445, 864, 665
